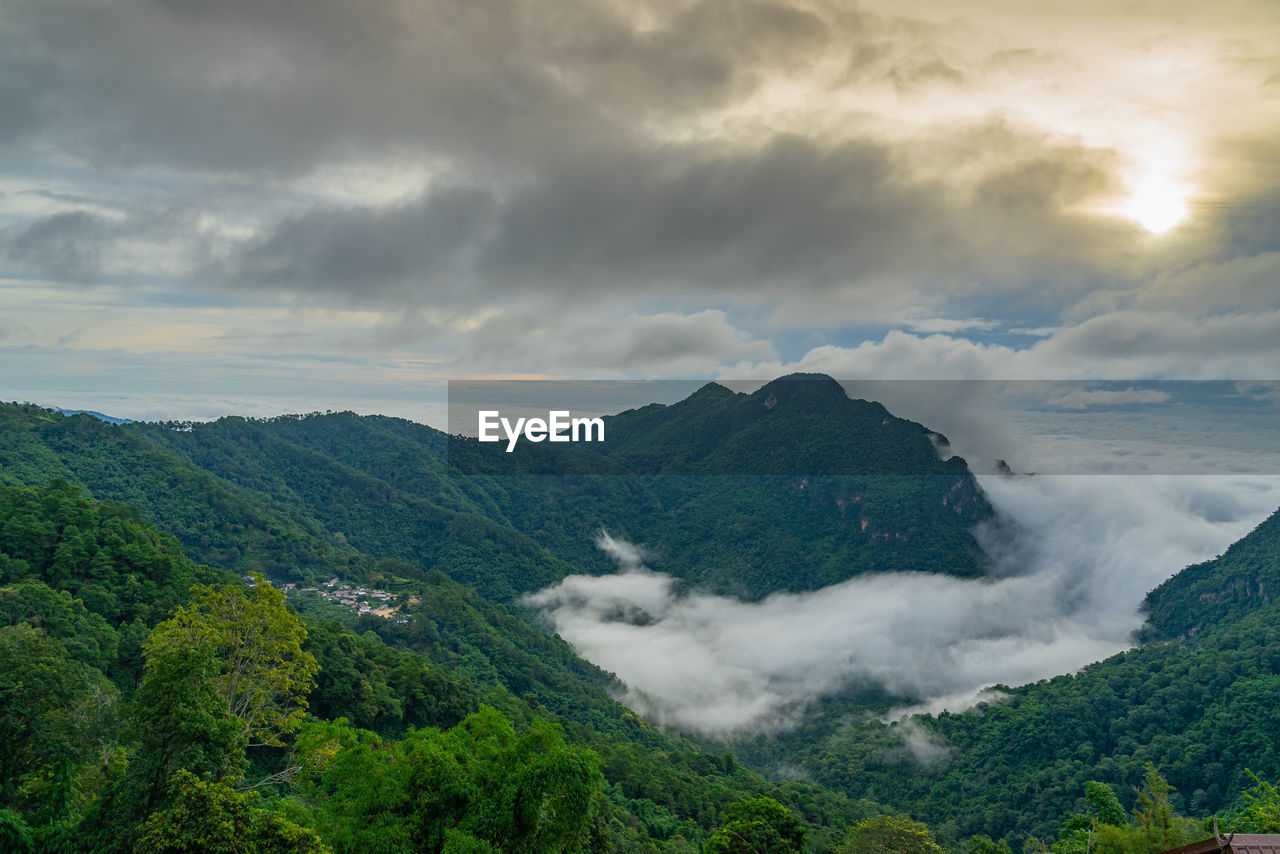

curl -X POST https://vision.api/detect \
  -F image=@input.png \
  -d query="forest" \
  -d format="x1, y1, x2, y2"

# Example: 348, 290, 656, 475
2, 382, 1280, 852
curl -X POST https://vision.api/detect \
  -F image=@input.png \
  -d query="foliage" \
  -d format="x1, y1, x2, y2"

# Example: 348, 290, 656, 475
1050, 770, 1201, 854
135, 770, 331, 854
1222, 771, 1280, 833
0, 479, 881, 851
966, 835, 1014, 854
0, 808, 35, 854
841, 814, 946, 854
144, 576, 319, 748
0, 623, 118, 815
8, 394, 1280, 852
704, 797, 806, 854
295, 707, 603, 854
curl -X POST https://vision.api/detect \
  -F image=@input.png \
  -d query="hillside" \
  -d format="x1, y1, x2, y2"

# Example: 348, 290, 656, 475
729, 504, 1280, 843
6, 380, 1280, 852
2, 374, 994, 602
0, 481, 888, 853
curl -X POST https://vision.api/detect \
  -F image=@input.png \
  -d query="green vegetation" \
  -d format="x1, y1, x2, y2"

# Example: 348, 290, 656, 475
704, 797, 806, 854
841, 815, 946, 854
731, 507, 1280, 844
0, 374, 993, 603
0, 481, 891, 852
4, 377, 1280, 853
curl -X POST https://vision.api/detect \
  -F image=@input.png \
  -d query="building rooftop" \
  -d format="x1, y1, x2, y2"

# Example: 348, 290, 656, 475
1162, 835, 1280, 854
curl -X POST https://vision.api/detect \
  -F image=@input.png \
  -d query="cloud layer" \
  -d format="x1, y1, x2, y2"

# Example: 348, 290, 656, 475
527, 473, 1280, 736
5, 0, 1280, 408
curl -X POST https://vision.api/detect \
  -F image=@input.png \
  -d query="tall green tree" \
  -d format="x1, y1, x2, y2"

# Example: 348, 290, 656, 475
123, 574, 319, 827
841, 815, 944, 854
705, 797, 806, 854
143, 574, 318, 749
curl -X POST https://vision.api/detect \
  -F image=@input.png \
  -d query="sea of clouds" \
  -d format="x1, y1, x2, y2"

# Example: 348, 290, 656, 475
526, 473, 1280, 737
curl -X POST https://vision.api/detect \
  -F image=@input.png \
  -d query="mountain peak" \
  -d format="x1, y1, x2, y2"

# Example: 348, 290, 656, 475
688, 381, 737, 401
753, 373, 848, 407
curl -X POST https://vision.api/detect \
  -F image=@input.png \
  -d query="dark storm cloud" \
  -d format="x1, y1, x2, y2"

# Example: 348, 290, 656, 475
229, 185, 499, 300
5, 211, 113, 279
0, 0, 842, 177
2, 201, 206, 283
5, 0, 1279, 377
1, 0, 586, 174
0, 0, 1186, 328
220, 135, 934, 302
222, 126, 1131, 322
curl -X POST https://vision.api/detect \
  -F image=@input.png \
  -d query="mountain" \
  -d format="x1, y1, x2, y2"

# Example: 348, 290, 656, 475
1140, 505, 1280, 641
3, 374, 995, 602
53, 408, 134, 425
730, 506, 1280, 842
0, 481, 884, 854
601, 374, 963, 477
9, 380, 1280, 852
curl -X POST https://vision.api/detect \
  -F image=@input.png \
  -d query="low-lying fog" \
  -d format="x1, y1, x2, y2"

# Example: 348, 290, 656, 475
526, 474, 1280, 737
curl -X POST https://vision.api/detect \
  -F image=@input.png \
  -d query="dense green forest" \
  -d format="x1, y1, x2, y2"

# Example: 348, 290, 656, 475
728, 504, 1280, 843
0, 481, 895, 852
6, 481, 1277, 854
4, 376, 1280, 852
0, 374, 992, 602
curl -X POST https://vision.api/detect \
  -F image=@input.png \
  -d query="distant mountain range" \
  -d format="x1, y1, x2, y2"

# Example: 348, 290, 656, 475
53, 408, 133, 424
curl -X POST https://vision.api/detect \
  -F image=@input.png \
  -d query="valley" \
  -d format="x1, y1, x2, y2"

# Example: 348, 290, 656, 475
2, 377, 1279, 852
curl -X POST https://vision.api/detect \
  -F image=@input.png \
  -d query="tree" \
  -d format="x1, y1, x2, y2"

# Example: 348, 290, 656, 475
705, 797, 806, 854
296, 708, 603, 854
1085, 783, 1127, 829
403, 707, 603, 854
134, 771, 330, 854
1224, 771, 1280, 833
120, 574, 318, 831
1133, 765, 1196, 853
143, 575, 318, 749
842, 815, 944, 854
0, 624, 118, 812
967, 835, 1014, 854
1054, 782, 1129, 854
1088, 767, 1199, 854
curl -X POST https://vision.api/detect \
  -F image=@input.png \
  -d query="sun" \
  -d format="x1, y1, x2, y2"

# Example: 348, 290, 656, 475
1117, 163, 1190, 234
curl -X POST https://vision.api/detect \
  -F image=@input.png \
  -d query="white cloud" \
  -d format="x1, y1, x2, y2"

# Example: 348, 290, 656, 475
526, 472, 1280, 736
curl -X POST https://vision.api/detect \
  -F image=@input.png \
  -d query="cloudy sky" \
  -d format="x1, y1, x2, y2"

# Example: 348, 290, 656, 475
3, 0, 1279, 420
6, 0, 1280, 737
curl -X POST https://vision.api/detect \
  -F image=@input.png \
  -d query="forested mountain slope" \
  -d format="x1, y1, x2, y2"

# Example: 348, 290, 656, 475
0, 481, 887, 853
3, 373, 994, 603
731, 506, 1280, 844
8, 380, 1280, 853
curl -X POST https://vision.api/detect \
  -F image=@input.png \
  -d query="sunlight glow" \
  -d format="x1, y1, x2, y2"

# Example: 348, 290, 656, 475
1118, 161, 1190, 234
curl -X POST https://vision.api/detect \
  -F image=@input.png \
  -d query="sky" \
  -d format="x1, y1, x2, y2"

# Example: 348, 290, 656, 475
3, 0, 1280, 420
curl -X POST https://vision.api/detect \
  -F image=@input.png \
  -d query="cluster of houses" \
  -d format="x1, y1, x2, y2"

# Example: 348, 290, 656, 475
255, 575, 412, 622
